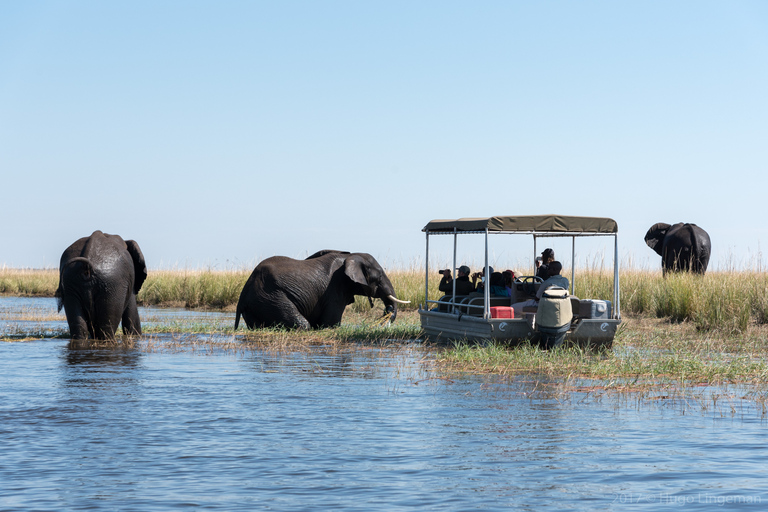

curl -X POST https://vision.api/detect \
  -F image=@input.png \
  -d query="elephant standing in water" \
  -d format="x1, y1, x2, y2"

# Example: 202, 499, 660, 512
235, 250, 409, 330
644, 222, 711, 275
56, 230, 147, 340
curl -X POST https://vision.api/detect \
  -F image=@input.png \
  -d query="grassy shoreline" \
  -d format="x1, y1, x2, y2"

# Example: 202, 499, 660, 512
4, 267, 768, 332
5, 267, 768, 397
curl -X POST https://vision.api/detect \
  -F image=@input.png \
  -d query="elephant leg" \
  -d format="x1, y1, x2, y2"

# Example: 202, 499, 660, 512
318, 305, 346, 328
255, 296, 312, 329
122, 295, 142, 336
273, 303, 312, 329
63, 298, 91, 340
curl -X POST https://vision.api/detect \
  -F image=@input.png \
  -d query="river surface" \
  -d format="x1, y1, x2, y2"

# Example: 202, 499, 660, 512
2, 297, 768, 511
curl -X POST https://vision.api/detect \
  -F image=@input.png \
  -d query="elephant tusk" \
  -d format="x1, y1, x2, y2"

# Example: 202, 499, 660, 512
387, 295, 410, 304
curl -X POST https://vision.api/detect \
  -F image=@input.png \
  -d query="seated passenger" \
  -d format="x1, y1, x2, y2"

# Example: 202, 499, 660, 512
512, 261, 569, 316
488, 271, 507, 296
438, 265, 475, 296
502, 270, 517, 298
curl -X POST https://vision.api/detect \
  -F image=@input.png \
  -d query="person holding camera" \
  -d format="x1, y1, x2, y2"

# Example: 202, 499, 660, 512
471, 267, 506, 296
438, 265, 475, 296
536, 248, 555, 280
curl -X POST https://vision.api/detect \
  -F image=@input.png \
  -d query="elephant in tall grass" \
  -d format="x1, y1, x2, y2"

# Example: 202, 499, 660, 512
644, 222, 711, 275
235, 250, 409, 330
56, 230, 147, 339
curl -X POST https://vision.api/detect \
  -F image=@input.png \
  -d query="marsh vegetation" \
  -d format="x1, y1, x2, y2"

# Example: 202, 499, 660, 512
4, 266, 768, 402
6, 266, 768, 333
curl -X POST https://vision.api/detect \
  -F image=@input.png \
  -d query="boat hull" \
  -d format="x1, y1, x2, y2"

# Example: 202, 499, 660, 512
419, 309, 617, 350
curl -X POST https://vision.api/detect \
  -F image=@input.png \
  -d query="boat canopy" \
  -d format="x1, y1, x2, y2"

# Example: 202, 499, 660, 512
422, 215, 618, 235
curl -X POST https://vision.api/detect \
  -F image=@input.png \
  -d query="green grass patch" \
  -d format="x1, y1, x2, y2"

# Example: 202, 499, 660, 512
435, 315, 768, 387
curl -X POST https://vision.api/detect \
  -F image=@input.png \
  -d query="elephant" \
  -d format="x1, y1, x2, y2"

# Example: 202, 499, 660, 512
234, 250, 409, 330
55, 230, 148, 340
644, 222, 711, 275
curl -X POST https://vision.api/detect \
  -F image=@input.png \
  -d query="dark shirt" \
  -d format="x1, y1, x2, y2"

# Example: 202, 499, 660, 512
536, 264, 550, 280
439, 275, 475, 296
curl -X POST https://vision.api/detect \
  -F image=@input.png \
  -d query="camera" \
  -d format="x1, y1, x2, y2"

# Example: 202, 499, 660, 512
438, 269, 448, 275
536, 256, 543, 263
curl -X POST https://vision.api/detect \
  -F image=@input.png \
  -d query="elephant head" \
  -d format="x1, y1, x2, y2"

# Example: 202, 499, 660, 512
235, 250, 409, 330
644, 222, 671, 256
340, 252, 405, 323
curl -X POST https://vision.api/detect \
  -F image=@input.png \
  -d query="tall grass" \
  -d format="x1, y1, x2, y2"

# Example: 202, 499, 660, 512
0, 268, 58, 296
607, 270, 766, 334
138, 269, 251, 309
4, 266, 768, 334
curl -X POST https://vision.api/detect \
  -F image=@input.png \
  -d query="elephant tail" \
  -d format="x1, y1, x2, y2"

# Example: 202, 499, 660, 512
57, 257, 94, 312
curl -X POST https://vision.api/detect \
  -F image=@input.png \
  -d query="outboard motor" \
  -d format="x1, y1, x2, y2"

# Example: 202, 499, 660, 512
535, 287, 572, 350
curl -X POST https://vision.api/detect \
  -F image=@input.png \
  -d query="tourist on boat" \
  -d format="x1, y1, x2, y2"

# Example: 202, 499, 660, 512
512, 261, 569, 316
438, 265, 475, 296
502, 270, 517, 297
536, 248, 555, 279
471, 267, 491, 287
468, 267, 508, 298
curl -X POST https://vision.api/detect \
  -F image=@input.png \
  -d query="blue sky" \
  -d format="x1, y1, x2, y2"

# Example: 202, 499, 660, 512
1, 1, 767, 271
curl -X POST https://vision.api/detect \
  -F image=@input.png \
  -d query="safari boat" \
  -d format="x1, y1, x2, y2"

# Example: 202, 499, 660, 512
418, 215, 621, 350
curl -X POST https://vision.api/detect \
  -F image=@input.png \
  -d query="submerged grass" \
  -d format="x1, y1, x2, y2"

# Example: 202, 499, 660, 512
435, 315, 768, 396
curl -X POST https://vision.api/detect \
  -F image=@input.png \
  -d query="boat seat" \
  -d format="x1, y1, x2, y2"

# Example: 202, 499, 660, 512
435, 294, 468, 312
460, 295, 512, 316
570, 296, 581, 316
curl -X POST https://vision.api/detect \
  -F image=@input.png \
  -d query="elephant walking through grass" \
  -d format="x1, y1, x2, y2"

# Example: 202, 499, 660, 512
235, 250, 409, 330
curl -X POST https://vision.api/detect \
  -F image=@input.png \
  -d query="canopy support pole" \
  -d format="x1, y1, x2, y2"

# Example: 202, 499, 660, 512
484, 229, 490, 319
614, 234, 621, 320
571, 236, 575, 295
452, 229, 458, 311
424, 231, 430, 309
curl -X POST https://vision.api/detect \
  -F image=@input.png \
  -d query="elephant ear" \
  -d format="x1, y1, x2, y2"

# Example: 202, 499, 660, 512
343, 255, 369, 287
125, 240, 148, 294
644, 223, 671, 256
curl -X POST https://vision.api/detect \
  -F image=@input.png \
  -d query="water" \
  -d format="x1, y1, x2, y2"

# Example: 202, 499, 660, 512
2, 298, 768, 510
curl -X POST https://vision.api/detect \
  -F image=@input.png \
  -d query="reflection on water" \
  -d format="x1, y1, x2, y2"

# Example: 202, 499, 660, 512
1, 297, 768, 511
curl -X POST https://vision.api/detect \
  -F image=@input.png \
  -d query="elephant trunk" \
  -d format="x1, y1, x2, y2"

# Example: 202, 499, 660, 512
380, 294, 410, 324
382, 296, 398, 324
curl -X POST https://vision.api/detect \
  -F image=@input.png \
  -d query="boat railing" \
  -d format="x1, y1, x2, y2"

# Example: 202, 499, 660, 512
427, 295, 513, 317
